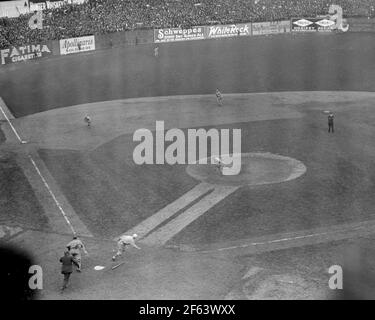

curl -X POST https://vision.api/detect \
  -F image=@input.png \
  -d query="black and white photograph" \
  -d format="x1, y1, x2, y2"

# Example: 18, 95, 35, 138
1, 0, 375, 305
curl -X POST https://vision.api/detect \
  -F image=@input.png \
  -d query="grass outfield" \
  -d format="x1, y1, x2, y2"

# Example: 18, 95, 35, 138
1, 33, 375, 117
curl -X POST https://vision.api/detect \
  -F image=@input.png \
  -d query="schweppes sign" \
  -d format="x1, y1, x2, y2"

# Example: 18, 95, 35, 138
0, 44, 52, 65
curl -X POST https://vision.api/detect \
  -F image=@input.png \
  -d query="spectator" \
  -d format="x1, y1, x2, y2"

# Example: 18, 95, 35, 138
0, 0, 374, 50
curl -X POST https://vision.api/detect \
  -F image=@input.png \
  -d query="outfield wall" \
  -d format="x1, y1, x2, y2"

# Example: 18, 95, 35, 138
347, 18, 375, 32
95, 29, 154, 50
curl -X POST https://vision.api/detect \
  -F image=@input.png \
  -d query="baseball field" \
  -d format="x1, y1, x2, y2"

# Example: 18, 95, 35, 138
2, 31, 375, 299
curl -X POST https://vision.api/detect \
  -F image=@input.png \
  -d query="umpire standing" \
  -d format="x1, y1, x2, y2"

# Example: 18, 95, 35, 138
328, 112, 334, 133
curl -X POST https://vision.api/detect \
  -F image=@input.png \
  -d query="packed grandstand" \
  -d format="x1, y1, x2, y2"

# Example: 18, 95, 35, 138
0, 0, 374, 49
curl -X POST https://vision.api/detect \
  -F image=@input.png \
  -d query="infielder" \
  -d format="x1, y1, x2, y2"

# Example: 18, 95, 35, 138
84, 115, 91, 127
214, 156, 225, 174
66, 236, 88, 272
216, 88, 223, 106
112, 234, 141, 261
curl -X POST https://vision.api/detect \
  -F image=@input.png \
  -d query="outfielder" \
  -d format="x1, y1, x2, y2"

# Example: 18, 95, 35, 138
328, 112, 334, 133
66, 236, 88, 272
112, 234, 141, 261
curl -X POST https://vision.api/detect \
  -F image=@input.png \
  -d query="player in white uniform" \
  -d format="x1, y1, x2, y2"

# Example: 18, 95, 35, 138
213, 156, 225, 174
112, 234, 141, 261
66, 236, 88, 272
154, 46, 159, 57
216, 88, 223, 106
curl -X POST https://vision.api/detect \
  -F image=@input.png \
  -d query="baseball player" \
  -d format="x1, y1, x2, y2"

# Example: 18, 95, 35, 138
216, 88, 223, 106
213, 156, 225, 174
328, 112, 334, 133
84, 115, 91, 127
154, 46, 159, 57
213, 156, 232, 175
112, 234, 141, 261
66, 236, 88, 272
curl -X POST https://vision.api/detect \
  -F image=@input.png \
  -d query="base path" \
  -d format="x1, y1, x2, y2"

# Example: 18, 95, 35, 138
141, 185, 239, 246
121, 182, 214, 240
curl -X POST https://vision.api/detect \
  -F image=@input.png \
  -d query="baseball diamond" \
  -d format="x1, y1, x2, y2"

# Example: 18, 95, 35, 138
2, 3, 375, 301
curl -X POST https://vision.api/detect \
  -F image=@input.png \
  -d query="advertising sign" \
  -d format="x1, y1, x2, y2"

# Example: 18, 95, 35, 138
206, 23, 251, 38
0, 43, 52, 65
291, 18, 336, 32
252, 20, 290, 35
59, 35, 95, 55
154, 26, 205, 42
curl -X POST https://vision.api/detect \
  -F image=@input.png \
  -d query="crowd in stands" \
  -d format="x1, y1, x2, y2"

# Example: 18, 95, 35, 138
0, 0, 374, 49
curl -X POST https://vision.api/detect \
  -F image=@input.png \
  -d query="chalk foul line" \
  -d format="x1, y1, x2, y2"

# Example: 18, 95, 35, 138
0, 101, 25, 143
0, 97, 89, 237
197, 219, 375, 253
28, 155, 77, 235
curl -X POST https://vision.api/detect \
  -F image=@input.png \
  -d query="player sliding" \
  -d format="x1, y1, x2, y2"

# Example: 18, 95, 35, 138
216, 88, 223, 106
112, 233, 141, 261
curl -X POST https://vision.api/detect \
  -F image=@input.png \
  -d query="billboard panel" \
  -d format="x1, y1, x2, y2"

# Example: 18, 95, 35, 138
154, 26, 205, 43
205, 23, 251, 38
0, 43, 52, 65
291, 18, 336, 32
59, 35, 95, 55
252, 21, 290, 35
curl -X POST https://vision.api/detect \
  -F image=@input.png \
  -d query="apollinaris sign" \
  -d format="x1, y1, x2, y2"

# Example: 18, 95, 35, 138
59, 35, 96, 55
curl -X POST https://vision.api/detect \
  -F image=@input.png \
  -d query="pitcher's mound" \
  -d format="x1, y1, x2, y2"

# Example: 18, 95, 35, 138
186, 152, 306, 187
